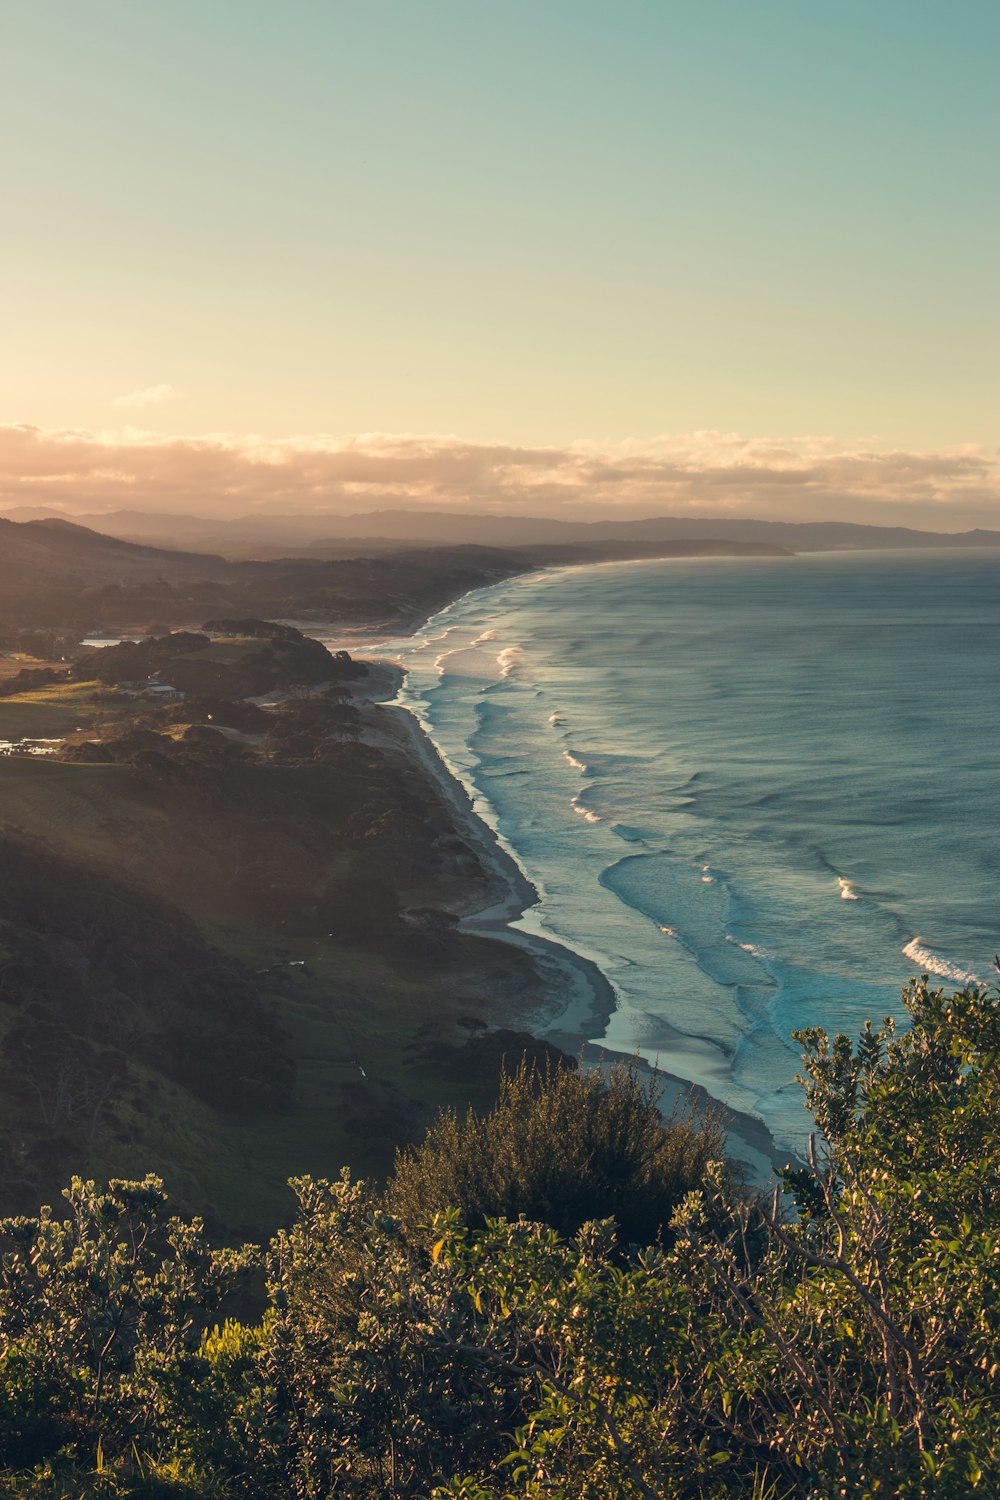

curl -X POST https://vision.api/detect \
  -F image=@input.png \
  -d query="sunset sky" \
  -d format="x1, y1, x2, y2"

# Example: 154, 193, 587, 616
3, 1, 997, 525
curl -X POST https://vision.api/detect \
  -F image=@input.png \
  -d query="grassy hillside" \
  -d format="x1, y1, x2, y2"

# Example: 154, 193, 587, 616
0, 665, 558, 1237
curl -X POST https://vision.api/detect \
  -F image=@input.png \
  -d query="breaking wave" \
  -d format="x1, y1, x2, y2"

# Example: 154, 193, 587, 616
901, 939, 986, 988
496, 646, 524, 678
570, 794, 602, 823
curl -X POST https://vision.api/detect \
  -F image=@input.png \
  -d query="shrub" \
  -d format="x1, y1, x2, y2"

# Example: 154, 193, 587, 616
0, 1177, 254, 1474
387, 1054, 727, 1249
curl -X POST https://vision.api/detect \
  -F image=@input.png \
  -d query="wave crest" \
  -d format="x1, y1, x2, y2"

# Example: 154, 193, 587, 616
902, 938, 984, 987
496, 646, 524, 678
570, 794, 602, 823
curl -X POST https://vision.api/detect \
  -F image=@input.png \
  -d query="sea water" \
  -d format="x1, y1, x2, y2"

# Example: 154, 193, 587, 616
389, 550, 999, 1150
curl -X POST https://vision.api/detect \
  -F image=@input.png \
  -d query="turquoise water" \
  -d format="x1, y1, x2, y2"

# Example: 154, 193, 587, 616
391, 551, 999, 1148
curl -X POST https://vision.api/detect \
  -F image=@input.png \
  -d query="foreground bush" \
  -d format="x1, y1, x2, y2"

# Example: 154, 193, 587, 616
0, 984, 996, 1497
387, 1055, 727, 1249
0, 1177, 253, 1492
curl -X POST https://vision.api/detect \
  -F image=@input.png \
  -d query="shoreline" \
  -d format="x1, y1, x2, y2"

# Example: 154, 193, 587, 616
313, 548, 794, 656
355, 655, 783, 1185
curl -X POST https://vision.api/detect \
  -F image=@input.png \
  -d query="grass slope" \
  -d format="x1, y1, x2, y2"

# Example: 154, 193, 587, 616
0, 722, 550, 1238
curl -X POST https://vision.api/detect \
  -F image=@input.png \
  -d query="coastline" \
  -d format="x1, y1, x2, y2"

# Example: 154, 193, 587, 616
353, 654, 783, 1186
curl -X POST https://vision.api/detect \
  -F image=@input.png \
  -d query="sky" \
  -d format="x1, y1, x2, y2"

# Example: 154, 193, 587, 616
2, 1, 997, 526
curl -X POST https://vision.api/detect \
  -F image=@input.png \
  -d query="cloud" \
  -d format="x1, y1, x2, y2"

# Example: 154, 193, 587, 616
111, 384, 179, 410
0, 422, 996, 531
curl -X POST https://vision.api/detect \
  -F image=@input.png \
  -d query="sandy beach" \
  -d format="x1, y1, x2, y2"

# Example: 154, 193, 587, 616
352, 654, 783, 1186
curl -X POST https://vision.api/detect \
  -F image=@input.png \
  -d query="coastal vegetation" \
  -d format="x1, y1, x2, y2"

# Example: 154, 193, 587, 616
0, 623, 564, 1230
387, 1057, 727, 1251
0, 980, 995, 1498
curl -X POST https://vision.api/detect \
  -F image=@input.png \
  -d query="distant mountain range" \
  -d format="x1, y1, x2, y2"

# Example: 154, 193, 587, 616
3, 506, 999, 559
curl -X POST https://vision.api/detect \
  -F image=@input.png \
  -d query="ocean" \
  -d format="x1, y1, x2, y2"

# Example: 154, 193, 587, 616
389, 550, 999, 1151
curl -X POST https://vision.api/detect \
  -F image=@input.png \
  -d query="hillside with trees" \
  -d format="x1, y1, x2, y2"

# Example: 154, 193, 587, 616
0, 627, 568, 1230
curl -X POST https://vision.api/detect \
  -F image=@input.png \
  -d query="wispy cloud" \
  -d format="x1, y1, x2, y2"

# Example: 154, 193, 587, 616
0, 423, 996, 530
111, 384, 179, 410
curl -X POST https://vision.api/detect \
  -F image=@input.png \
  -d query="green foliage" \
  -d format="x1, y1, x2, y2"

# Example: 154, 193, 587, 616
667, 979, 1000, 1498
0, 983, 997, 1497
388, 1055, 727, 1250
0, 1176, 253, 1483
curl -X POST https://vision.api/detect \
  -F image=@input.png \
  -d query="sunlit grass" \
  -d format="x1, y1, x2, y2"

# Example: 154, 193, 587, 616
0, 677, 106, 706
197, 638, 262, 662
0, 680, 111, 739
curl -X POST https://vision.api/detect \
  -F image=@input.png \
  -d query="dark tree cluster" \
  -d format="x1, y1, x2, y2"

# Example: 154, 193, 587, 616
0, 665, 70, 696
72, 628, 353, 700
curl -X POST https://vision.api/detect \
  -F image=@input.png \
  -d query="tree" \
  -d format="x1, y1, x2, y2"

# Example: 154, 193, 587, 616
668, 979, 1000, 1497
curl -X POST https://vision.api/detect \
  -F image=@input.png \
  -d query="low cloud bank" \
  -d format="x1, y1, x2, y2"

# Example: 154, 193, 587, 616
0, 423, 996, 531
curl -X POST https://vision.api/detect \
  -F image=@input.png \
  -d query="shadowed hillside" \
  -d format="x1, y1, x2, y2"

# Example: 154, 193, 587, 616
0, 517, 222, 579
0, 633, 567, 1235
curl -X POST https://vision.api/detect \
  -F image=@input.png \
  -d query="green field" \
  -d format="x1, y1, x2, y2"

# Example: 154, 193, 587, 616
0, 678, 110, 740
196, 637, 265, 662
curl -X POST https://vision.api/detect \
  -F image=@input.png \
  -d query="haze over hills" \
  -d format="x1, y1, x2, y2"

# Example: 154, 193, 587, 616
0, 515, 791, 635
3, 505, 999, 560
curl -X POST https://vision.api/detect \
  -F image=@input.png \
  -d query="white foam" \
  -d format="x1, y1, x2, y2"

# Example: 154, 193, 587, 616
472, 629, 500, 644
563, 750, 588, 772
837, 877, 859, 901
727, 935, 775, 961
902, 938, 984, 987
659, 924, 677, 937
548, 713, 566, 725
570, 795, 602, 823
427, 625, 461, 647
496, 646, 524, 678
433, 648, 464, 674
